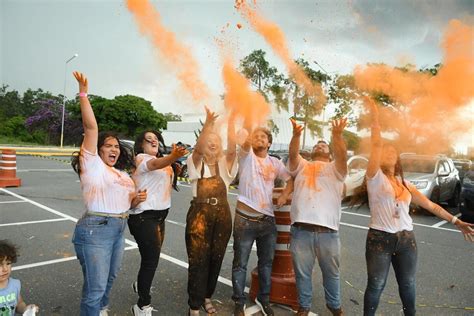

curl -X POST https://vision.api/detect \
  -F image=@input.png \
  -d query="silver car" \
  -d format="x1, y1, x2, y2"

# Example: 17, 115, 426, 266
401, 154, 461, 207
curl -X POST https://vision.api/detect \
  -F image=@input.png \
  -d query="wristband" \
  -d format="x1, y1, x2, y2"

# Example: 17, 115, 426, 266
451, 215, 458, 224
78, 92, 88, 98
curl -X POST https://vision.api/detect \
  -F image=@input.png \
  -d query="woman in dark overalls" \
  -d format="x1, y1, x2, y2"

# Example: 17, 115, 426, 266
185, 108, 237, 315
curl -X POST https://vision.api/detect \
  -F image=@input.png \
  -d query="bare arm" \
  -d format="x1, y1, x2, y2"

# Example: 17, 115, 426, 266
331, 118, 348, 177
15, 294, 38, 314
226, 112, 237, 172
365, 97, 383, 179
192, 106, 218, 168
411, 188, 474, 241
146, 144, 188, 171
73, 71, 98, 154
288, 118, 303, 172
276, 177, 294, 207
240, 109, 252, 153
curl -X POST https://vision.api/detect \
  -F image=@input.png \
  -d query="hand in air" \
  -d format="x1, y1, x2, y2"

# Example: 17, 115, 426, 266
331, 118, 347, 136
73, 71, 88, 94
170, 143, 188, 159
290, 118, 304, 137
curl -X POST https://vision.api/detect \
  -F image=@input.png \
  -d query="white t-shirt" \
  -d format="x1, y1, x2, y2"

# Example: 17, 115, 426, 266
290, 159, 345, 230
79, 147, 135, 214
367, 169, 414, 233
187, 153, 238, 197
237, 149, 291, 216
131, 153, 173, 214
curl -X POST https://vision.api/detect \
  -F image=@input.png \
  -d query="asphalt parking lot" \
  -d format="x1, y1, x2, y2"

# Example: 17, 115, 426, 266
1, 155, 473, 315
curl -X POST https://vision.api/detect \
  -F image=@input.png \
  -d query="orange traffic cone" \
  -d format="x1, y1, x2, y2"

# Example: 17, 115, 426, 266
0, 149, 21, 187
249, 188, 299, 310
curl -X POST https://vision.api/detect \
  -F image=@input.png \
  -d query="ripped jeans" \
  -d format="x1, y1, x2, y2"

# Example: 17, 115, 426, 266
364, 229, 417, 316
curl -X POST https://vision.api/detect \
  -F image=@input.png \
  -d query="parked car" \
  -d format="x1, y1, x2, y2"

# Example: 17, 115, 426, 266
452, 159, 472, 181
344, 155, 369, 197
459, 166, 474, 223
401, 153, 461, 207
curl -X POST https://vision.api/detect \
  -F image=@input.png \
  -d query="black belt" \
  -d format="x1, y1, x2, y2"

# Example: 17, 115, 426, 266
193, 197, 219, 205
236, 209, 268, 222
293, 222, 336, 233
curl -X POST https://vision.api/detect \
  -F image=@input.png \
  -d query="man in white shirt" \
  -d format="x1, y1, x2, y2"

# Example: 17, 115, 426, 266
280, 118, 347, 316
232, 127, 291, 316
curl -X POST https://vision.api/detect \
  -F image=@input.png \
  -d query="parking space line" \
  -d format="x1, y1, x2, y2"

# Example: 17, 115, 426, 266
0, 218, 69, 227
17, 169, 74, 172
0, 200, 27, 204
432, 213, 461, 228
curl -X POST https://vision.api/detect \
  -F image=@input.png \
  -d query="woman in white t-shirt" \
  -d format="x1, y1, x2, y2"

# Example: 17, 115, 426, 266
185, 108, 238, 316
353, 97, 474, 316
128, 130, 187, 315
70, 72, 147, 316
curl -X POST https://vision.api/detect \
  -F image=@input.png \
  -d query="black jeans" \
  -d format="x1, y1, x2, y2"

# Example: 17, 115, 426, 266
364, 229, 417, 316
128, 209, 169, 308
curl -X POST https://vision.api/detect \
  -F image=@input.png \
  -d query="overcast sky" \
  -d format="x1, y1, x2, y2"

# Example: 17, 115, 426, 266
1, 0, 473, 117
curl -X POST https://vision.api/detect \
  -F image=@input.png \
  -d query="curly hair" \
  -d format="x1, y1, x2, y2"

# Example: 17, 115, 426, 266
71, 131, 135, 177
252, 127, 273, 144
0, 240, 18, 263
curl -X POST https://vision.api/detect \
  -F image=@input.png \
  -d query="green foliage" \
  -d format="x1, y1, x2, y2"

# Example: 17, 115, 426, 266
163, 112, 182, 122
0, 116, 32, 142
342, 130, 361, 151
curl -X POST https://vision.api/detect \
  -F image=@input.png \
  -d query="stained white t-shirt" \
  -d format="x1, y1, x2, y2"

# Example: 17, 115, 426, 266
290, 159, 345, 230
79, 147, 135, 214
237, 149, 291, 216
367, 169, 415, 233
187, 153, 238, 197
131, 153, 173, 213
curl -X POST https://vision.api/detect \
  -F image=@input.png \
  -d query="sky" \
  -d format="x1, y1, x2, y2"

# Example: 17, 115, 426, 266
1, 0, 473, 125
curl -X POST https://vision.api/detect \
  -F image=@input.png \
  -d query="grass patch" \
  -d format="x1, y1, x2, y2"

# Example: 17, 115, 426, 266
0, 135, 43, 146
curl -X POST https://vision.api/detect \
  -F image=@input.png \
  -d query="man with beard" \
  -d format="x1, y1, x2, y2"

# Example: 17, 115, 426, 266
232, 127, 291, 316
278, 118, 347, 316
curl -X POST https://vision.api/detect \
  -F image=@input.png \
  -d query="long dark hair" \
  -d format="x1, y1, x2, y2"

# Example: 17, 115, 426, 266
350, 146, 409, 208
134, 130, 180, 191
71, 131, 135, 177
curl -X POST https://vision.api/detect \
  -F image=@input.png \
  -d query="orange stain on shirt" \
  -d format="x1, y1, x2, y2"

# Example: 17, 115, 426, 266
302, 162, 324, 192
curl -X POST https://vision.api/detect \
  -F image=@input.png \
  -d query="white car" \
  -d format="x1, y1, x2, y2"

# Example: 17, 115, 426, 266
344, 155, 368, 197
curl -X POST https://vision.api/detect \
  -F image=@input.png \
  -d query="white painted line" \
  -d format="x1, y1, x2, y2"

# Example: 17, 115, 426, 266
340, 222, 369, 230
166, 219, 186, 227
0, 188, 78, 222
0, 218, 69, 227
0, 200, 27, 204
13, 256, 77, 271
432, 213, 461, 228
17, 169, 74, 173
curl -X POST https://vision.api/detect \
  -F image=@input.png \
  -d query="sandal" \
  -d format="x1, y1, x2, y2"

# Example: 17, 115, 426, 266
201, 299, 217, 315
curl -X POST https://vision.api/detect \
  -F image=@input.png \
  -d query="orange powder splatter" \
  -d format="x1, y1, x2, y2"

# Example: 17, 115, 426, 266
237, 23, 242, 29
126, 0, 209, 103
302, 161, 323, 192
235, 0, 326, 110
354, 19, 474, 153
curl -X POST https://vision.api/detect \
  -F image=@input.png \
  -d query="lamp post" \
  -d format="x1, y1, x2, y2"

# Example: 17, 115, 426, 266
60, 53, 78, 148
313, 60, 329, 140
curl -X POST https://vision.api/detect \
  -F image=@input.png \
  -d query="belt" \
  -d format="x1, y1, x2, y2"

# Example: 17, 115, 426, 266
193, 197, 219, 205
293, 222, 336, 233
236, 209, 267, 222
86, 211, 129, 219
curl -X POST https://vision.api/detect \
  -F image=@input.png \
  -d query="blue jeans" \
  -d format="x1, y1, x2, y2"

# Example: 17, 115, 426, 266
72, 216, 127, 316
364, 229, 417, 316
232, 213, 277, 305
290, 225, 341, 310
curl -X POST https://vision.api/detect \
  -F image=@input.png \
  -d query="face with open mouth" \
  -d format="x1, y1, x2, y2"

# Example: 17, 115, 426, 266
204, 133, 222, 157
142, 132, 160, 156
99, 136, 121, 167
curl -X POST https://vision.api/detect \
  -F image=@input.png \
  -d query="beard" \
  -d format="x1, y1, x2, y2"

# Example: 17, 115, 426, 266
311, 151, 331, 161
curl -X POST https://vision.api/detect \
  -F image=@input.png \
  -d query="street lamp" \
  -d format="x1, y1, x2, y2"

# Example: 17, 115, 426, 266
313, 60, 329, 141
60, 53, 79, 148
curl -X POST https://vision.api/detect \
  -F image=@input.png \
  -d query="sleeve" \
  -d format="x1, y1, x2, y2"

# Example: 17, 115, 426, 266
287, 158, 307, 177
135, 154, 151, 175
79, 145, 105, 177
277, 159, 291, 181
330, 161, 345, 182
186, 153, 201, 181
367, 168, 383, 188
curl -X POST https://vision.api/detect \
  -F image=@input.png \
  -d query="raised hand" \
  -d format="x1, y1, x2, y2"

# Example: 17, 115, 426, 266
290, 118, 304, 137
204, 105, 219, 125
73, 71, 88, 94
170, 143, 188, 159
362, 96, 379, 125
331, 118, 347, 136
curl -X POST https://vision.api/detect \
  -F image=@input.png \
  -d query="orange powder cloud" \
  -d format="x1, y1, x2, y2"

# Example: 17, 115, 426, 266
126, 0, 209, 103
354, 19, 474, 153
235, 0, 326, 111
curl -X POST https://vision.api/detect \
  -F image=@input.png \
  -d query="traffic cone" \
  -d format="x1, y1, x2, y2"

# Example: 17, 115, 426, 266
0, 149, 21, 187
249, 188, 299, 310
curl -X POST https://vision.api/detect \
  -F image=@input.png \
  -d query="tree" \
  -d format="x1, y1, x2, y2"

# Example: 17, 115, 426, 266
163, 112, 182, 122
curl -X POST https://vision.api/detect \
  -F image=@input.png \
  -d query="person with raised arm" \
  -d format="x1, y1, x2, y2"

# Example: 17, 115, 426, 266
277, 117, 348, 316
185, 107, 238, 316
129, 130, 187, 316
352, 96, 474, 316
71, 71, 147, 316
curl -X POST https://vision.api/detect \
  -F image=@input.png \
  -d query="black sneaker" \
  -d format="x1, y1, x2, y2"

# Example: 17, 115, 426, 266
255, 298, 274, 316
233, 303, 246, 316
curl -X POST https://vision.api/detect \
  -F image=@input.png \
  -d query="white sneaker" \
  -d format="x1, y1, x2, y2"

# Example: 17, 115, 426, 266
132, 281, 138, 293
99, 307, 109, 316
131, 304, 153, 316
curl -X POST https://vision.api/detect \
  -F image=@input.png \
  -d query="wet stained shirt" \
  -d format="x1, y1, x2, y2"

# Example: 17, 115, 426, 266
79, 147, 135, 214
367, 169, 415, 233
